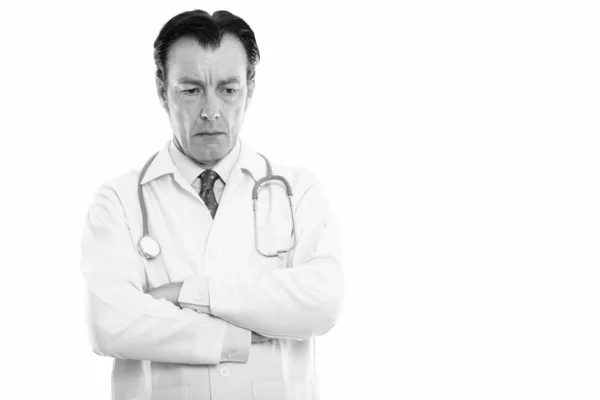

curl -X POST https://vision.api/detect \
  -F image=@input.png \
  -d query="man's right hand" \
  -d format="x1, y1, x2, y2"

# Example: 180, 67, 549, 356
251, 332, 271, 344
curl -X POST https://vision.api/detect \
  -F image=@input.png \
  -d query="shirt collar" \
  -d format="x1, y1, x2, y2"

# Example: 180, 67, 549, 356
168, 139, 241, 186
139, 138, 268, 186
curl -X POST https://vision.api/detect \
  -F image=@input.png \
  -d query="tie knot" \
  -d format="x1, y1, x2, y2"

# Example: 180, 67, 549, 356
199, 170, 220, 191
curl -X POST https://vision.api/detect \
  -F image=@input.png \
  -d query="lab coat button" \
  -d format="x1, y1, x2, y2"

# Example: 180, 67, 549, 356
194, 294, 202, 301
211, 250, 221, 259
219, 366, 230, 377
226, 351, 235, 359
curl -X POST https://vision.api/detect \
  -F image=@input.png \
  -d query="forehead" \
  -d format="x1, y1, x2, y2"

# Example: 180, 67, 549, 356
166, 35, 248, 82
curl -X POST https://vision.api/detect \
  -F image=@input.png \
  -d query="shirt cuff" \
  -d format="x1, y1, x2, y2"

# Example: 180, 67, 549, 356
220, 323, 251, 363
178, 276, 211, 312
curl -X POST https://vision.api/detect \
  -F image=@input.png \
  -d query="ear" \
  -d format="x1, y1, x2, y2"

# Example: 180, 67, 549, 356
156, 77, 169, 112
245, 79, 255, 110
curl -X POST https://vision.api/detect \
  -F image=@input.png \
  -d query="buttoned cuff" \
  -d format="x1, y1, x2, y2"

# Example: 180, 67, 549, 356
178, 276, 211, 313
220, 323, 251, 363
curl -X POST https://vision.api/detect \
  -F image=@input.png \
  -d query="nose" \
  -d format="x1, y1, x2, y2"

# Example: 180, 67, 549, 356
200, 92, 220, 121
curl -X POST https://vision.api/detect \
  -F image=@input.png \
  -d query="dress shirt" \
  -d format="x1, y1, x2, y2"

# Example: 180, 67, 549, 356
169, 138, 247, 360
168, 138, 241, 203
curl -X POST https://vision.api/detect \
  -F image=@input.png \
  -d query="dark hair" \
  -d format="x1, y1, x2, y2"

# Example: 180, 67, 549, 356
153, 10, 260, 84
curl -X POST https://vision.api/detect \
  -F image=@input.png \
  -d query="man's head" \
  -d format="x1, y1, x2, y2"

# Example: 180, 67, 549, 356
154, 10, 260, 167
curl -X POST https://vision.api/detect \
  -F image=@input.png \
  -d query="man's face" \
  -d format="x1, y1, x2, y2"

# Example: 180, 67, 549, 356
158, 34, 254, 167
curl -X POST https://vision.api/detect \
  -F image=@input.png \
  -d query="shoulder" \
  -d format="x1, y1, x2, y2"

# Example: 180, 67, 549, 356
88, 142, 172, 209
88, 169, 142, 212
272, 162, 320, 198
264, 157, 330, 213
241, 140, 322, 197
267, 157, 336, 225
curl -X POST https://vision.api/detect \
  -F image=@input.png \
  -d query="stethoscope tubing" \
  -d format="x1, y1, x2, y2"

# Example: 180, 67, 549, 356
137, 149, 297, 260
138, 152, 160, 238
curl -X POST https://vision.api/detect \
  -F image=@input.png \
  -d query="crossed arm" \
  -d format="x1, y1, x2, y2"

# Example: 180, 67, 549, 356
81, 181, 343, 365
146, 282, 268, 344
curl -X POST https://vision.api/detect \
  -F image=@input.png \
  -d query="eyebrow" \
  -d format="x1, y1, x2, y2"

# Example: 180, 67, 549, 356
177, 77, 241, 86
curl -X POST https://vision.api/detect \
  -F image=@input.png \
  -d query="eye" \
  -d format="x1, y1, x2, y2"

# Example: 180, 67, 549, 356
182, 88, 201, 95
223, 87, 238, 95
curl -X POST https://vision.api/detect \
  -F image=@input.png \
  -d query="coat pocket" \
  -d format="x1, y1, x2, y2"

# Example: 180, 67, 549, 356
251, 381, 314, 400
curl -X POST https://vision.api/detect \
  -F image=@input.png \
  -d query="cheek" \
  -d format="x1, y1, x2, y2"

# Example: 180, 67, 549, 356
230, 103, 246, 124
226, 93, 247, 120
168, 97, 197, 130
223, 105, 244, 134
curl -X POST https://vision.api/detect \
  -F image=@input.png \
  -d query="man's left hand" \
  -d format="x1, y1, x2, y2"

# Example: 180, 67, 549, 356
146, 282, 183, 305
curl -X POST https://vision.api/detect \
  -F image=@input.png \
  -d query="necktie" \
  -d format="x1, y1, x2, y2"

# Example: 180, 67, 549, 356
199, 170, 220, 218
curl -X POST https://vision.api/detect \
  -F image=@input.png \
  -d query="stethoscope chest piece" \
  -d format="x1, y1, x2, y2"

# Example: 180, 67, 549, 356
138, 235, 161, 259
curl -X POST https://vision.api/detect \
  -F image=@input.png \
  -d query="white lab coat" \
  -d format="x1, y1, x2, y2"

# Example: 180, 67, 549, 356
80, 140, 344, 400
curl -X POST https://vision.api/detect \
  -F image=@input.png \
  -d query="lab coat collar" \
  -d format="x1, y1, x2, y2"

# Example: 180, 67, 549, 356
168, 139, 241, 186
140, 139, 267, 186
139, 141, 174, 185
236, 140, 270, 181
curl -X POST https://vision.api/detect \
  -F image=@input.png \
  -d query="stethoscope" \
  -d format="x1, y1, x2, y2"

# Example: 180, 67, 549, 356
137, 151, 297, 260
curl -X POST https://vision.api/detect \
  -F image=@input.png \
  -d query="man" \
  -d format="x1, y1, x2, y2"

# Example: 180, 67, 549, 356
80, 9, 344, 400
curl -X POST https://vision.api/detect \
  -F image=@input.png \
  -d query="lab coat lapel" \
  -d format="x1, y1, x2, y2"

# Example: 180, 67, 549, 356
216, 141, 267, 214
214, 142, 294, 265
210, 142, 266, 242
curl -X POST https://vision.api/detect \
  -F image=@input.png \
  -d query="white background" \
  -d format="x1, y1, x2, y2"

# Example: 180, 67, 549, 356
1, 1, 599, 399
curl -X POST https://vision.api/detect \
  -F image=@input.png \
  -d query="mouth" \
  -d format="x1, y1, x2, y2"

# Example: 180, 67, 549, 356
194, 131, 226, 136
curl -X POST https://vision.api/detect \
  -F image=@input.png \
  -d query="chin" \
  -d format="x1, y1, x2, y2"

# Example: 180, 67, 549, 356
185, 135, 232, 162
190, 147, 226, 166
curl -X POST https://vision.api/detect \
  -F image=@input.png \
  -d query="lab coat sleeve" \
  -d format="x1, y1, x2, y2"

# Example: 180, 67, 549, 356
208, 179, 345, 341
220, 323, 252, 362
178, 275, 211, 312
80, 184, 245, 364
178, 277, 251, 362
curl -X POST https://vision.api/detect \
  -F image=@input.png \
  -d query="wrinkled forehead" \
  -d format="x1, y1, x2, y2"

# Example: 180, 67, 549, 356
166, 34, 248, 84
